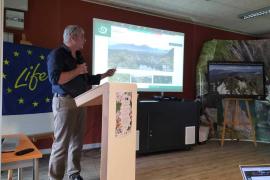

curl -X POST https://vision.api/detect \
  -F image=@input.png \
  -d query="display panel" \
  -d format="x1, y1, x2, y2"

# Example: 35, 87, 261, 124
93, 18, 185, 92
240, 165, 270, 180
208, 61, 265, 99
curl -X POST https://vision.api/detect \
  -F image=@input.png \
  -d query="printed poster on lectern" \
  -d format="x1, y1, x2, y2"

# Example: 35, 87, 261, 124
115, 92, 132, 137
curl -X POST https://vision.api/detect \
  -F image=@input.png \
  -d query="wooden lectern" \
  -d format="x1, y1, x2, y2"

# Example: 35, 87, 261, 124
74, 82, 137, 180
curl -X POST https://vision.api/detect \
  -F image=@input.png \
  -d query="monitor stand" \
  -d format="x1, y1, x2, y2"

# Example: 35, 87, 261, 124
153, 92, 164, 100
152, 92, 180, 101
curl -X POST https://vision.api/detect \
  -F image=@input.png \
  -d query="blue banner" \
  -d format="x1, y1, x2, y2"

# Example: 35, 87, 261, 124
3, 42, 52, 115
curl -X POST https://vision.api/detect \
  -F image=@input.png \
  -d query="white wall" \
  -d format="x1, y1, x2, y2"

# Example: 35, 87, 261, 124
2, 113, 54, 135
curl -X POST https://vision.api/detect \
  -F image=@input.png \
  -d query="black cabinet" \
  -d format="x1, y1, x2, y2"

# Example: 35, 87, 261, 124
137, 100, 200, 154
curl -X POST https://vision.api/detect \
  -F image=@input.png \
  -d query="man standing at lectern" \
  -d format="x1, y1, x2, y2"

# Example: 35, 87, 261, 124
47, 25, 115, 180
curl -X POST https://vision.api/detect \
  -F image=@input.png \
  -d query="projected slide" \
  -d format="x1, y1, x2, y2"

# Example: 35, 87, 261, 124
93, 18, 184, 92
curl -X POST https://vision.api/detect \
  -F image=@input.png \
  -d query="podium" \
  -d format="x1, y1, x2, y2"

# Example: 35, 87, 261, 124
74, 82, 137, 180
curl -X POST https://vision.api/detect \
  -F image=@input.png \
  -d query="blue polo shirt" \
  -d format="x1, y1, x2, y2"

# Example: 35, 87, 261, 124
47, 44, 101, 97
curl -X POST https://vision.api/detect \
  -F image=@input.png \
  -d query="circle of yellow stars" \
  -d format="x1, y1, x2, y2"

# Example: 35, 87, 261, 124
8, 50, 45, 60
4, 49, 51, 109
15, 97, 51, 107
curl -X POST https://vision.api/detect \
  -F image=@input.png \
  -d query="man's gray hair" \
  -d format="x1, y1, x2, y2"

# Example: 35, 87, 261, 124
63, 25, 84, 44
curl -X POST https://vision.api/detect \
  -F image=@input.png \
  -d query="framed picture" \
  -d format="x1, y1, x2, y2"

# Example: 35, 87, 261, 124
5, 9, 24, 30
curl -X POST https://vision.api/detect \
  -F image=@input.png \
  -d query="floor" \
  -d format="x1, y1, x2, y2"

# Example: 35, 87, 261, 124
1, 149, 101, 180
2, 140, 270, 180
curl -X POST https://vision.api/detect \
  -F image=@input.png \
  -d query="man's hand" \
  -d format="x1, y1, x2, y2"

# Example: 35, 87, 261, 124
101, 68, 116, 79
75, 63, 88, 75
58, 63, 88, 84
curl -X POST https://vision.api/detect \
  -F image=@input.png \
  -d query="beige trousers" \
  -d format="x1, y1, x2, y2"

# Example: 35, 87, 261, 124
49, 96, 86, 180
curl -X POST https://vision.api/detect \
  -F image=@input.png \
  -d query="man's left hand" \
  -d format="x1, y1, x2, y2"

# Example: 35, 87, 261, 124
101, 68, 116, 79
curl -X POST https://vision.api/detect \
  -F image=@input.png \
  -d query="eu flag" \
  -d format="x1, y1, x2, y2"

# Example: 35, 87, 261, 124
3, 42, 52, 115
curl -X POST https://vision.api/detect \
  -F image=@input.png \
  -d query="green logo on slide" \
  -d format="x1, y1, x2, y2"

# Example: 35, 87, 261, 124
99, 26, 108, 34
94, 21, 111, 37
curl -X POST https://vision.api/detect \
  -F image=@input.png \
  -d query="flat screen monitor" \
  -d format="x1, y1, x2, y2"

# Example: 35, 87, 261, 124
240, 165, 270, 180
92, 18, 185, 92
208, 61, 265, 99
